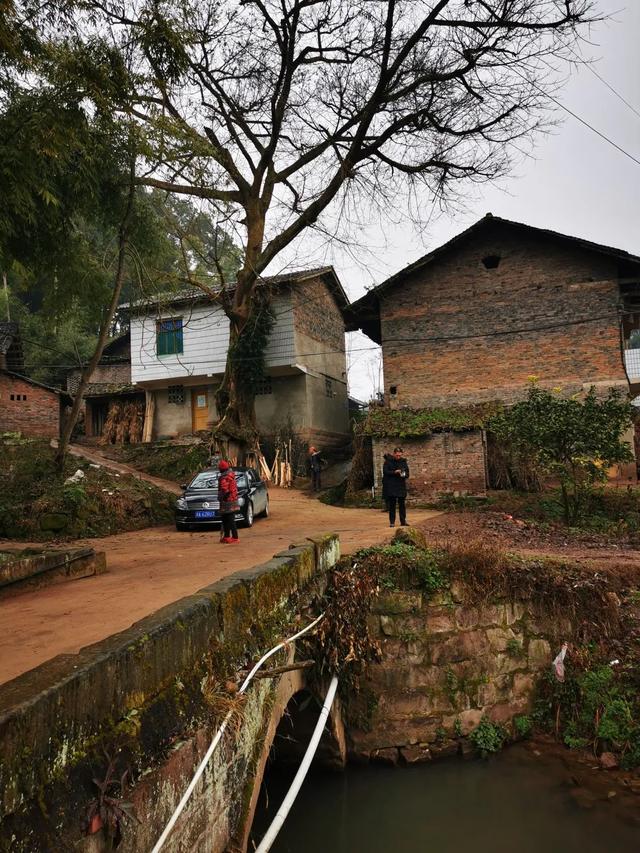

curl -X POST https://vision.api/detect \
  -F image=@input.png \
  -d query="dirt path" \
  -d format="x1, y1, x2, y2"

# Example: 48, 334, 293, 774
64, 442, 183, 495
419, 511, 640, 575
0, 491, 440, 685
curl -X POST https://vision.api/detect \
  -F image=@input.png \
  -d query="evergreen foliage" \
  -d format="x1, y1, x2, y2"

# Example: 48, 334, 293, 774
489, 385, 634, 524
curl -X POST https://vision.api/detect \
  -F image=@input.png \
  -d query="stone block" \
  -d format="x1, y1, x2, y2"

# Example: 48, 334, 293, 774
404, 665, 443, 691
379, 691, 445, 718
427, 590, 454, 607
455, 606, 480, 630
457, 708, 484, 735
450, 579, 465, 604
486, 627, 516, 653
426, 607, 457, 634
372, 590, 422, 615
512, 672, 535, 699
528, 638, 552, 669
487, 698, 529, 724
370, 747, 400, 765
430, 630, 490, 665
475, 603, 504, 627
400, 745, 432, 765
379, 614, 425, 639
504, 601, 526, 625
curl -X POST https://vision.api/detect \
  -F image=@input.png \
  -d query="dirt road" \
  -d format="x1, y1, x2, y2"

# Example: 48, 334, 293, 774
0, 490, 440, 685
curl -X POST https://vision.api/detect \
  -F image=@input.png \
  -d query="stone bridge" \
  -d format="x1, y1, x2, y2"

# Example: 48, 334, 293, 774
0, 534, 344, 853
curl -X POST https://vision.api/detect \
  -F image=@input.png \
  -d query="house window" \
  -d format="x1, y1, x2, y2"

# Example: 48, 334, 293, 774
256, 376, 273, 395
156, 317, 184, 356
167, 385, 185, 404
389, 385, 398, 396
325, 378, 333, 398
482, 255, 501, 269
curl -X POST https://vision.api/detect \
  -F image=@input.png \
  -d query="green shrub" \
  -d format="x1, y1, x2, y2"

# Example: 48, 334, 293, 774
514, 715, 532, 738
470, 719, 506, 756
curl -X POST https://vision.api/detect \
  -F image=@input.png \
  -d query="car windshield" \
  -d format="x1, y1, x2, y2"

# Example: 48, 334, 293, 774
189, 471, 249, 489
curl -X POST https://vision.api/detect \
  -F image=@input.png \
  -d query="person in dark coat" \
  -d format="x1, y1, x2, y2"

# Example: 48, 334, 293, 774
308, 445, 322, 491
382, 447, 410, 527
218, 460, 240, 543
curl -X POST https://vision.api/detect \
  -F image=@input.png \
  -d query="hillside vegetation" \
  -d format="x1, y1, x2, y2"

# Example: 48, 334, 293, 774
0, 437, 174, 540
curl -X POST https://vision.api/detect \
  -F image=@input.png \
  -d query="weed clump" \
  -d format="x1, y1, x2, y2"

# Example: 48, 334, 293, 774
470, 719, 507, 756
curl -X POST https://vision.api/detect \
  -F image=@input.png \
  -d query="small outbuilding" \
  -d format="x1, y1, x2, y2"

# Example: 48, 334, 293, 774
362, 404, 499, 504
0, 370, 69, 440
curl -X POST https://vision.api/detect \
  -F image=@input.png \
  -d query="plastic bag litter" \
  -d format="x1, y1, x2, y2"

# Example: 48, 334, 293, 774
552, 642, 568, 682
65, 469, 85, 485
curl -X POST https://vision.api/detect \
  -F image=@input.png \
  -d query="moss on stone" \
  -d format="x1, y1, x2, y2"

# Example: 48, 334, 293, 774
359, 402, 502, 438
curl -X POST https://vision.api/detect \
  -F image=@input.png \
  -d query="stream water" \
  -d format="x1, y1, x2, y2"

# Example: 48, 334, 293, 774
251, 745, 639, 853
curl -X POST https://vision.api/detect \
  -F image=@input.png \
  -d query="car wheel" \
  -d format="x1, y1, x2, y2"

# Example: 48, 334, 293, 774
243, 501, 254, 528
175, 521, 189, 531
259, 497, 270, 518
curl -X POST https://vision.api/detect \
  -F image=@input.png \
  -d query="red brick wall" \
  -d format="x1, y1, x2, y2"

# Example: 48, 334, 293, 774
380, 223, 627, 408
372, 431, 487, 503
0, 373, 60, 438
291, 277, 345, 352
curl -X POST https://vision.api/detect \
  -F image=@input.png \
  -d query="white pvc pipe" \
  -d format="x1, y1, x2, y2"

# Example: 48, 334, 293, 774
150, 613, 325, 853
254, 674, 339, 853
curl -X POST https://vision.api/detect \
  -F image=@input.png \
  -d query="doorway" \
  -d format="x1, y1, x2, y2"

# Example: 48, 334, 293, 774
191, 388, 209, 432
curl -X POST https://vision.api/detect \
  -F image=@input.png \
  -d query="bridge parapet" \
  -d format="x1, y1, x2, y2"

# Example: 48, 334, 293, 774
0, 533, 340, 853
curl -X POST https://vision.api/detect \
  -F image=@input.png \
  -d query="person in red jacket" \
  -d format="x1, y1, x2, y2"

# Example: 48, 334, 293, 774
218, 460, 240, 543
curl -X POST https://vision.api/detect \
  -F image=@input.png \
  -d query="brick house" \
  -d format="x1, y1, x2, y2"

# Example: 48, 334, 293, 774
66, 332, 144, 438
0, 372, 69, 439
123, 267, 351, 446
0, 322, 70, 439
347, 215, 640, 501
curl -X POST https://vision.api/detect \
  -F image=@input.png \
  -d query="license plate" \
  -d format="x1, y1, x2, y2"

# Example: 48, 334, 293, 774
195, 510, 216, 519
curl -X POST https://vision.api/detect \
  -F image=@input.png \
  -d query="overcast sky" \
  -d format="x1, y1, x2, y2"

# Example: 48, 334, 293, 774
295, 1, 640, 402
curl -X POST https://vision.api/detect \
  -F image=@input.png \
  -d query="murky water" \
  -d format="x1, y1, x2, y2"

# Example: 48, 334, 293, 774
251, 747, 639, 853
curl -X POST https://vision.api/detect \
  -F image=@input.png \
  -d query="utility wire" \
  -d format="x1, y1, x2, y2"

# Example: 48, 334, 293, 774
512, 68, 640, 168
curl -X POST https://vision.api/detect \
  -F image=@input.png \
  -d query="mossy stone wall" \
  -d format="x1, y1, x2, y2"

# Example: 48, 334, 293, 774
348, 575, 570, 764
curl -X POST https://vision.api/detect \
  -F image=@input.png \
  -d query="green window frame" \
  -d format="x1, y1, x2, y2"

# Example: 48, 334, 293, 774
156, 317, 184, 356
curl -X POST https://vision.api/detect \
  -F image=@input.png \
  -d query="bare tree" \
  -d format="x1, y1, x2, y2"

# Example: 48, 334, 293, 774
59, 0, 596, 451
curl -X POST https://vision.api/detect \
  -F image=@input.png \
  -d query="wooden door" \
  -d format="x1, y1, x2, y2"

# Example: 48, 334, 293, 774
191, 388, 209, 432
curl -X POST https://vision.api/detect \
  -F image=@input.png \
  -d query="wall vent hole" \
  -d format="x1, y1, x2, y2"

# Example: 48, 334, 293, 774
482, 255, 501, 269
389, 385, 398, 396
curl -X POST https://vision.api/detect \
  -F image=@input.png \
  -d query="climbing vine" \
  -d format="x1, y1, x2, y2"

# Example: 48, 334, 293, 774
228, 291, 276, 393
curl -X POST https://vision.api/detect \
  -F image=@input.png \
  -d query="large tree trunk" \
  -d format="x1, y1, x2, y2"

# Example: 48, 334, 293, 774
54, 165, 136, 471
214, 313, 259, 461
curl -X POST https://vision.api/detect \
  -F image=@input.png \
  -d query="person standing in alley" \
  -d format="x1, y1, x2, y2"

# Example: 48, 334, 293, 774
308, 445, 322, 491
218, 460, 240, 543
383, 447, 410, 527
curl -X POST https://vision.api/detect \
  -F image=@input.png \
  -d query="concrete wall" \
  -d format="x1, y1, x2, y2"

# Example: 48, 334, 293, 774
372, 432, 487, 503
380, 221, 628, 409
0, 373, 61, 439
0, 534, 340, 853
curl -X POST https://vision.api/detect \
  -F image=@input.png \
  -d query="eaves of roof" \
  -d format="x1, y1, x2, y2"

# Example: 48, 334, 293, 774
345, 214, 640, 342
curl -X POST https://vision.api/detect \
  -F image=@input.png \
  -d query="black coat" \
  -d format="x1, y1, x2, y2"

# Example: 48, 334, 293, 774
382, 457, 410, 498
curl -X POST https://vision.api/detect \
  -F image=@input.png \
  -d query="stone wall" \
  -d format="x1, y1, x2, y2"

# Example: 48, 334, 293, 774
380, 220, 627, 409
372, 432, 487, 503
0, 373, 61, 439
348, 576, 568, 763
0, 534, 340, 853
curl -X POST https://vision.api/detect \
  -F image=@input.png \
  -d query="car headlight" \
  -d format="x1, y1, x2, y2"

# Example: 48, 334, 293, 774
176, 498, 187, 510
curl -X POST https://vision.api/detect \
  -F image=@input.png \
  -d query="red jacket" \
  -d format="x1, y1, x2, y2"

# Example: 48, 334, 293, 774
219, 470, 239, 512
